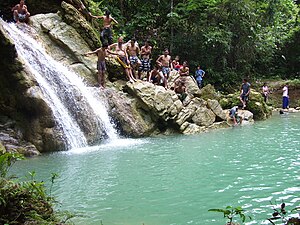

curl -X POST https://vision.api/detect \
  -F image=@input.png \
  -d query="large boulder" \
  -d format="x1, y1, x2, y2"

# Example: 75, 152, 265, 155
103, 88, 157, 137
207, 99, 227, 121
126, 81, 183, 121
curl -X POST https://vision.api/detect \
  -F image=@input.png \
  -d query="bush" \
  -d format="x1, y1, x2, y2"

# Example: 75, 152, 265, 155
0, 152, 67, 225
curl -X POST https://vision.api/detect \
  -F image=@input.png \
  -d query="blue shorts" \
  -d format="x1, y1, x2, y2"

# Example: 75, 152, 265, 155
161, 66, 170, 76
97, 60, 106, 72
139, 58, 151, 72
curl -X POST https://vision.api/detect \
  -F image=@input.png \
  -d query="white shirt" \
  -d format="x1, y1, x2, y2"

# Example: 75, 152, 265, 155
282, 86, 288, 97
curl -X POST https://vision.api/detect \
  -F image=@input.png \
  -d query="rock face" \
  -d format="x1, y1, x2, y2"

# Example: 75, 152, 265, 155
0, 3, 270, 154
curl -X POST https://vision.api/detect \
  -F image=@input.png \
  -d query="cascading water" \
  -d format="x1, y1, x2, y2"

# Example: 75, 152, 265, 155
2, 20, 119, 150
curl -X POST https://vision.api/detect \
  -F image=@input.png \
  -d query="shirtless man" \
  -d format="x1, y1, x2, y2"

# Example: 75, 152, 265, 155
109, 37, 136, 83
174, 80, 187, 102
156, 49, 173, 88
138, 40, 152, 80
97, 10, 118, 46
126, 38, 141, 79
12, 0, 30, 24
84, 43, 112, 88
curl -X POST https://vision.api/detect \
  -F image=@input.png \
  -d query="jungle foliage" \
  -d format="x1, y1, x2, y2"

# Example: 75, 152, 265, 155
0, 152, 73, 225
88, 0, 299, 92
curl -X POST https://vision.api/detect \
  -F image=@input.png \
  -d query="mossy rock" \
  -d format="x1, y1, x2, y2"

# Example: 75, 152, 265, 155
200, 84, 220, 101
220, 90, 271, 120
0, 142, 6, 154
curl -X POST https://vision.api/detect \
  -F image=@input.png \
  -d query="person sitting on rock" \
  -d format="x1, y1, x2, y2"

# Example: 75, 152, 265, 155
174, 79, 187, 102
148, 65, 161, 85
12, 0, 30, 24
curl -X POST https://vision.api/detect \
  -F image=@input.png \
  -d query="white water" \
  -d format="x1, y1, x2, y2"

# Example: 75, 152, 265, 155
2, 21, 118, 149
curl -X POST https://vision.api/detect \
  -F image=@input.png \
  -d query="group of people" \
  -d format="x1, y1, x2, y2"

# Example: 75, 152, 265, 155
229, 80, 290, 125
262, 83, 290, 110
11, 0, 206, 98
81, 8, 207, 95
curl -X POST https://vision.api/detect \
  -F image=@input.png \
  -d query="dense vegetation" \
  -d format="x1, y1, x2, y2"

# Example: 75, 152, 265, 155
0, 152, 72, 224
85, 0, 300, 91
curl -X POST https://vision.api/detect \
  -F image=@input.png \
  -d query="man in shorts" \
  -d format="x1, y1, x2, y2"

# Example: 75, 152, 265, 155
138, 40, 152, 79
12, 0, 30, 24
109, 37, 136, 83
126, 38, 141, 79
97, 10, 118, 46
240, 78, 250, 109
84, 43, 111, 88
156, 49, 173, 88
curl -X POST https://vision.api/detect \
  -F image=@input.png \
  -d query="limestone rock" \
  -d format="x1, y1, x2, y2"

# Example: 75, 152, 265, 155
176, 98, 206, 126
192, 107, 216, 126
103, 88, 157, 137
200, 84, 220, 100
126, 81, 182, 121
61, 1, 101, 49
180, 122, 206, 134
30, 13, 97, 85
207, 99, 227, 120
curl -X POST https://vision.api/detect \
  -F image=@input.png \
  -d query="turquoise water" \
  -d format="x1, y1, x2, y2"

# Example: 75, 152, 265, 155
12, 113, 300, 225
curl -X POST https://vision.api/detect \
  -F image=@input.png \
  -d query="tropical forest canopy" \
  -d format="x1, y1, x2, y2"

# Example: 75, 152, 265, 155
63, 0, 300, 91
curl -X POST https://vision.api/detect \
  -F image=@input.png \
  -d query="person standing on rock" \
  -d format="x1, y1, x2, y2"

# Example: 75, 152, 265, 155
195, 65, 205, 89
156, 49, 173, 89
240, 78, 251, 109
138, 40, 152, 80
262, 82, 270, 103
282, 84, 289, 109
109, 37, 136, 83
12, 0, 30, 24
96, 10, 118, 46
84, 43, 113, 88
126, 38, 141, 79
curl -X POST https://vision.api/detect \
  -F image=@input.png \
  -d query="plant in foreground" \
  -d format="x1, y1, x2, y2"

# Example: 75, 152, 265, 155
209, 205, 251, 225
267, 202, 300, 225
0, 152, 74, 224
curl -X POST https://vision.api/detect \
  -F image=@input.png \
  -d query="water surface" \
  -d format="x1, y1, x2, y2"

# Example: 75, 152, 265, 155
13, 113, 300, 225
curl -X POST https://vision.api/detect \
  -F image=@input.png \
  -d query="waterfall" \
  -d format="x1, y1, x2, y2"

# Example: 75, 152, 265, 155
2, 21, 119, 150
